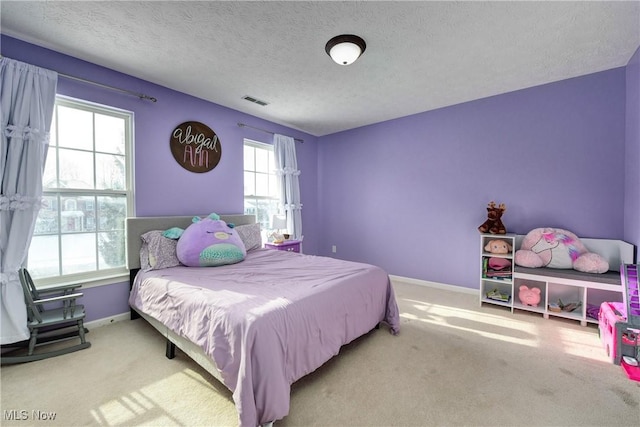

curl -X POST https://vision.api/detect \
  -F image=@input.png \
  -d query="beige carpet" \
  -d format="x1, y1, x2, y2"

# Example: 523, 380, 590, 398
1, 280, 639, 426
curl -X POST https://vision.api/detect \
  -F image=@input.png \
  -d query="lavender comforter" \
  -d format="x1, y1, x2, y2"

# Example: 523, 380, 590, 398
129, 248, 399, 426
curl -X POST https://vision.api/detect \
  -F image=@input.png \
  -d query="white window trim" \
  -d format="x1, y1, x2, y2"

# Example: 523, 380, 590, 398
31, 95, 135, 288
243, 139, 278, 204
243, 139, 282, 237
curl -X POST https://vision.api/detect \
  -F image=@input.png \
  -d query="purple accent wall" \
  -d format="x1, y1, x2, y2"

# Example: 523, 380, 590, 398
3, 34, 637, 319
625, 46, 640, 252
1, 35, 319, 321
317, 68, 628, 289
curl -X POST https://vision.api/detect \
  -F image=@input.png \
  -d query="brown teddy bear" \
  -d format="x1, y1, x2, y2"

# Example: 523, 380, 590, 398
478, 201, 507, 234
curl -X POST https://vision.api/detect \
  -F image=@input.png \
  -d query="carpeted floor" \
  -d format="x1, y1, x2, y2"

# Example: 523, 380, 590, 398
1, 280, 639, 426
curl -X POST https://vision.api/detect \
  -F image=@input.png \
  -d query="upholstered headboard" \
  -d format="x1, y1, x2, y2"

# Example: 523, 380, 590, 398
126, 214, 256, 270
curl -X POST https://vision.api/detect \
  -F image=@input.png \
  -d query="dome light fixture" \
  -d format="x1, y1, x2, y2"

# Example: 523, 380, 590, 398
325, 34, 366, 66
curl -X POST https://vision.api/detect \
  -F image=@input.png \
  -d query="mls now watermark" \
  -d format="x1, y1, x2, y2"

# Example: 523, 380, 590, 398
4, 410, 57, 421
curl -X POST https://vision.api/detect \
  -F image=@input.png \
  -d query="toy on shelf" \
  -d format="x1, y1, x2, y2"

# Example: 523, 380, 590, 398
484, 239, 512, 254
518, 285, 541, 307
486, 288, 511, 303
548, 299, 582, 313
478, 201, 507, 235
559, 299, 581, 312
483, 258, 512, 280
514, 228, 609, 274
482, 236, 513, 281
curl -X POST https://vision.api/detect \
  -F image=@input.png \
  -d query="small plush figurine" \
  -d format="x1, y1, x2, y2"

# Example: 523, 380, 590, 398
478, 201, 507, 234
518, 285, 541, 307
164, 213, 247, 267
484, 239, 512, 254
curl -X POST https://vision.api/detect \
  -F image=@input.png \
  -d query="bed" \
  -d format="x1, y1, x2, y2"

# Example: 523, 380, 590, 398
126, 214, 400, 426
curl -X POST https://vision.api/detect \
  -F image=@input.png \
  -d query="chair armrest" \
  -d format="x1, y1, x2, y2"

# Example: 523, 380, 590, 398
34, 292, 84, 305
37, 284, 82, 295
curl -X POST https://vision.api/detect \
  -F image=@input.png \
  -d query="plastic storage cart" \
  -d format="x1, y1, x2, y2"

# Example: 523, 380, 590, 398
616, 264, 640, 381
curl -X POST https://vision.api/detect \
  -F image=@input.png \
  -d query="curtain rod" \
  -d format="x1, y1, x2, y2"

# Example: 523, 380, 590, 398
60, 74, 157, 103
1, 55, 157, 102
237, 122, 304, 143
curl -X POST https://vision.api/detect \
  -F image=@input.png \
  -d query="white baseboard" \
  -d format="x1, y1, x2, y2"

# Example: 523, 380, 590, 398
389, 275, 477, 295
85, 312, 130, 329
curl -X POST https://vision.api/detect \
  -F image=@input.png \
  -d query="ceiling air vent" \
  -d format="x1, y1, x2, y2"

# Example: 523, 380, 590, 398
242, 95, 269, 106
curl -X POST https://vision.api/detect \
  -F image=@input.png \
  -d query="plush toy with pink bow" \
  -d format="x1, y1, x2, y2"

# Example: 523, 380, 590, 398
514, 227, 609, 274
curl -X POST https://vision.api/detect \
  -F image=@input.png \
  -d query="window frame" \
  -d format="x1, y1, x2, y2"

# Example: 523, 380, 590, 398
243, 139, 281, 234
28, 95, 134, 289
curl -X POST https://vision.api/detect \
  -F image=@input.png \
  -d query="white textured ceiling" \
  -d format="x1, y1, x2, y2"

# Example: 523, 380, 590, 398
1, 1, 639, 136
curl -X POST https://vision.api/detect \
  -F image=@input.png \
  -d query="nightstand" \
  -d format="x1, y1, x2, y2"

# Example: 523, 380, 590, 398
264, 240, 301, 253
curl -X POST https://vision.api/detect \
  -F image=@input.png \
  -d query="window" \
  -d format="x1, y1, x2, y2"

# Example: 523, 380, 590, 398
243, 139, 280, 233
28, 96, 134, 286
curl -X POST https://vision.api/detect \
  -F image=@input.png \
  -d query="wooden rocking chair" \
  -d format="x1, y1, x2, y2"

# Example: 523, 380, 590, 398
1, 268, 90, 364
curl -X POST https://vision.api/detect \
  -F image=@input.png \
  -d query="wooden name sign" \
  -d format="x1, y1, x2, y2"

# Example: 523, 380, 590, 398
170, 121, 222, 173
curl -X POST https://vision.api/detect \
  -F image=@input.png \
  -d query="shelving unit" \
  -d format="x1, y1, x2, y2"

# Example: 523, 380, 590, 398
479, 234, 516, 309
479, 234, 631, 326
513, 268, 624, 326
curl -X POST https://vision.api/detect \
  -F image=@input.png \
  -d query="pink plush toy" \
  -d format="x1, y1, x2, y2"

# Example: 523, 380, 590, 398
518, 285, 541, 306
514, 228, 609, 274
484, 239, 512, 254
488, 257, 511, 270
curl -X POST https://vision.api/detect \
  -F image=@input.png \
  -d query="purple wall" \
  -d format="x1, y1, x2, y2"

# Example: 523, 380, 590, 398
3, 34, 637, 320
1, 35, 319, 321
317, 68, 628, 289
625, 46, 640, 252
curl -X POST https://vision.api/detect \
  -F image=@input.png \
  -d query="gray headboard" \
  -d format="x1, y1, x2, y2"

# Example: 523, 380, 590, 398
126, 214, 256, 269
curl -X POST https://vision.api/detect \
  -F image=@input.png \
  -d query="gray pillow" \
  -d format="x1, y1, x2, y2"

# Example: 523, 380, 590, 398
235, 223, 262, 251
140, 230, 181, 271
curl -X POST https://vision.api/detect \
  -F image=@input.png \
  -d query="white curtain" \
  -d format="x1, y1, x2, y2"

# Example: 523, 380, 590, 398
273, 134, 302, 240
0, 58, 58, 344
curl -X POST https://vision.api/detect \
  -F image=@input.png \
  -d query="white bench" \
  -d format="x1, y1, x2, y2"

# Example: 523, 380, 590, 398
512, 236, 635, 326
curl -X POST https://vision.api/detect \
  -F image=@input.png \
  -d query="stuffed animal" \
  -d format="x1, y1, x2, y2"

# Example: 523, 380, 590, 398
488, 257, 511, 270
518, 285, 541, 307
164, 213, 246, 267
484, 239, 512, 254
514, 227, 609, 274
478, 201, 507, 234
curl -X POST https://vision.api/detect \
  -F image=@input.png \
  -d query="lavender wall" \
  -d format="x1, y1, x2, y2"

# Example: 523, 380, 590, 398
3, 34, 636, 320
317, 68, 628, 289
625, 46, 640, 252
1, 35, 319, 322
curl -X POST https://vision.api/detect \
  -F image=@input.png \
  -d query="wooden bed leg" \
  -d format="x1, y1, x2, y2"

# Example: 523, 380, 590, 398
166, 340, 176, 359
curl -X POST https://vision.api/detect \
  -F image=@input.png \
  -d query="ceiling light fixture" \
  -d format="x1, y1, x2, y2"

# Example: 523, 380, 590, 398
325, 34, 366, 66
